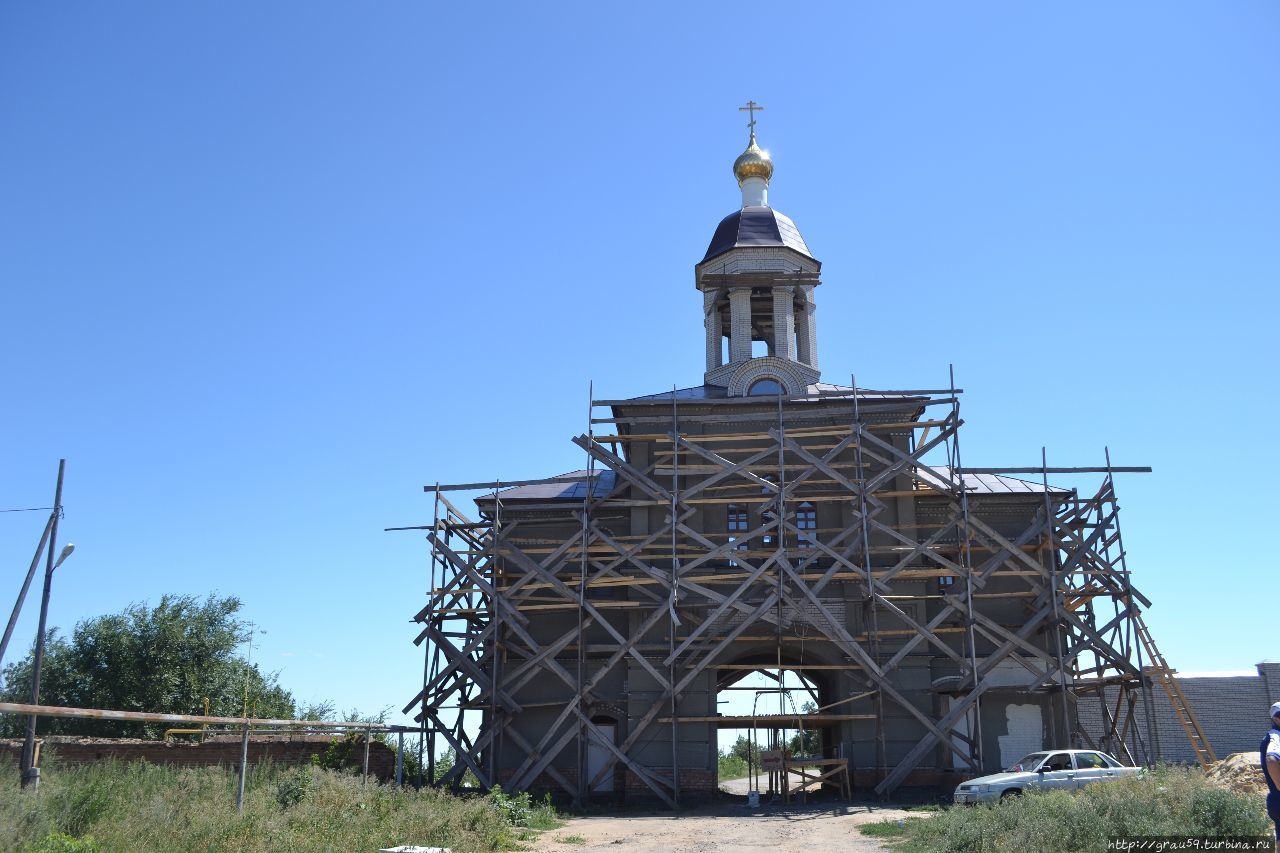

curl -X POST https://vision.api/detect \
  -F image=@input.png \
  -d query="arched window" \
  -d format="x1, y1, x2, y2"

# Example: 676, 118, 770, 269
747, 377, 784, 396
795, 501, 816, 548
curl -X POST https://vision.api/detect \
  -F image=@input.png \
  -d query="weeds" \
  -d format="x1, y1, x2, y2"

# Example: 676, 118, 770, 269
488, 786, 561, 830
0, 756, 562, 852
27, 833, 101, 853
865, 765, 1270, 852
859, 818, 921, 838
274, 766, 312, 809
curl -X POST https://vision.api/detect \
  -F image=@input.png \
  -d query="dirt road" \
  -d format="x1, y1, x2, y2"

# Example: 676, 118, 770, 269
531, 794, 915, 852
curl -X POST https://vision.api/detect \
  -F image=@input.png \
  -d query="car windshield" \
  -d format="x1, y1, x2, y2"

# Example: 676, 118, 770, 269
1005, 752, 1050, 773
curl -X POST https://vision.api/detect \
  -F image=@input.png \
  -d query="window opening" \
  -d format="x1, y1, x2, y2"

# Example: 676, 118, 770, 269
795, 502, 816, 548
748, 377, 784, 396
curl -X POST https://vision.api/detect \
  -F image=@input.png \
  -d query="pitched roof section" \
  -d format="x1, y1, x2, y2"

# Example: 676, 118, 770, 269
475, 466, 1059, 504
702, 206, 815, 264
479, 470, 617, 502
920, 466, 1069, 495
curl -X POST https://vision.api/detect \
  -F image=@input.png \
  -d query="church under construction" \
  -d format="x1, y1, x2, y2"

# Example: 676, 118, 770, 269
402, 108, 1201, 805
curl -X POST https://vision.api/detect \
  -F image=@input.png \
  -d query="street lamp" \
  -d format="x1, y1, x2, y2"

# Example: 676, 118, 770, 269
54, 544, 74, 570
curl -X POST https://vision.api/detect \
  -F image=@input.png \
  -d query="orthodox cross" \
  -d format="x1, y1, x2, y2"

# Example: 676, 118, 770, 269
739, 100, 763, 134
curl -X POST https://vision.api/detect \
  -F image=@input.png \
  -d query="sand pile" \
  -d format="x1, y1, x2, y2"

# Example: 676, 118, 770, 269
1206, 752, 1267, 796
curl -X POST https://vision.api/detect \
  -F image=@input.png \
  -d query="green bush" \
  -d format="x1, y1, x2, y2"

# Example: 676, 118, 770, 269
311, 733, 365, 773
717, 752, 750, 781
488, 785, 532, 826
25, 832, 100, 853
275, 766, 312, 809
870, 766, 1269, 852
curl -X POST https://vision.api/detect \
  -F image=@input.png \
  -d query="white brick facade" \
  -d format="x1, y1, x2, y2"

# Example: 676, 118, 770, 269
772, 286, 796, 360
728, 288, 753, 363
703, 290, 722, 371
796, 284, 818, 369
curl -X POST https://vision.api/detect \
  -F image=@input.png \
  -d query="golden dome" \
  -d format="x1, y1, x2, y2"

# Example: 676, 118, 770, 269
733, 131, 773, 185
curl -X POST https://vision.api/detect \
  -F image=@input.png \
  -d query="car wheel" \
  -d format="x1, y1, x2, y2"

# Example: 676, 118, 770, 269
1000, 789, 1021, 801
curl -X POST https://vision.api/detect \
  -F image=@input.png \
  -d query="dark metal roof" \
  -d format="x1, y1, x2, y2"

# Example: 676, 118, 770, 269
702, 206, 815, 264
921, 466, 1070, 495
476, 466, 1058, 503
479, 470, 617, 502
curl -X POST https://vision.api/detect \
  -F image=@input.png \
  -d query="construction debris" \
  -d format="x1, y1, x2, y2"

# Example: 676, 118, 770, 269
1205, 752, 1266, 797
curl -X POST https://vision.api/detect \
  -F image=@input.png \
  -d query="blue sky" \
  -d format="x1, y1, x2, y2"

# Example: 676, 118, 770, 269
1, 2, 1277, 736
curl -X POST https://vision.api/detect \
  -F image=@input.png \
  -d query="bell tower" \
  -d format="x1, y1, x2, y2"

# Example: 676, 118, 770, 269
696, 104, 822, 397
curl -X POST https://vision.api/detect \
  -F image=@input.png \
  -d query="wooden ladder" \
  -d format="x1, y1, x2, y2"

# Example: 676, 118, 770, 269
1134, 611, 1217, 771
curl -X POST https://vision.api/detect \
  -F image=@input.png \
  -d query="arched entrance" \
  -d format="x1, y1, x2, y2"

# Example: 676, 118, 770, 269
714, 649, 843, 798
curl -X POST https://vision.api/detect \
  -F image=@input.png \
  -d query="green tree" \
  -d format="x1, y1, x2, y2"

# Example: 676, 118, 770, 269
729, 734, 759, 766
0, 594, 295, 737
786, 702, 821, 756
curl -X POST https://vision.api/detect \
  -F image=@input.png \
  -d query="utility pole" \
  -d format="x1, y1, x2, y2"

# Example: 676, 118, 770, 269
20, 459, 66, 789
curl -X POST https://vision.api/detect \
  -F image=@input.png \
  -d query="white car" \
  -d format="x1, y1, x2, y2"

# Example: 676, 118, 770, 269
953, 749, 1142, 804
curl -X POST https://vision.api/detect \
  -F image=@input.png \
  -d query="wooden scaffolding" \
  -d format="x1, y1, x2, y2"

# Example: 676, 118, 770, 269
399, 384, 1171, 804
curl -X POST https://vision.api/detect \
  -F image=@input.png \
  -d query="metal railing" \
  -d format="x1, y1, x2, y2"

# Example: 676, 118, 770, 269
0, 701, 396, 811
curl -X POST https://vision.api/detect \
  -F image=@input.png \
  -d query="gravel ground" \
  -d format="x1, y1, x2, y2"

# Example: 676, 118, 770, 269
531, 793, 916, 852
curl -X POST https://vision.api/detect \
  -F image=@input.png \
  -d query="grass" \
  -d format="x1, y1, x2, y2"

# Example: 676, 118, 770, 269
0, 757, 562, 852
555, 834, 586, 844
859, 817, 925, 838
860, 765, 1270, 852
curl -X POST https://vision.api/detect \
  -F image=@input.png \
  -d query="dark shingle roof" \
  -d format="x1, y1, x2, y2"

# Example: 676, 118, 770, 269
702, 206, 814, 264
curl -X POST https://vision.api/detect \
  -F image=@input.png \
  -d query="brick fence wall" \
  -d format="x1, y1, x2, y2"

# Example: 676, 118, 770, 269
0, 734, 397, 781
1077, 661, 1280, 764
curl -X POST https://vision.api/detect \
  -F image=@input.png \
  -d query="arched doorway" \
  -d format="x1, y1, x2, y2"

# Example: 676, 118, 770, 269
714, 650, 839, 798
586, 713, 620, 798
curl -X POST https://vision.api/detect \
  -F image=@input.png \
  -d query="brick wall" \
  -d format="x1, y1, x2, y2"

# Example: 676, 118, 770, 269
0, 734, 397, 781
1077, 661, 1279, 764
625, 768, 716, 801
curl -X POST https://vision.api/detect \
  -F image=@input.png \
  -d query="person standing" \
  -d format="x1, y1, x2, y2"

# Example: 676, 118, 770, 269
1263, 701, 1280, 851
